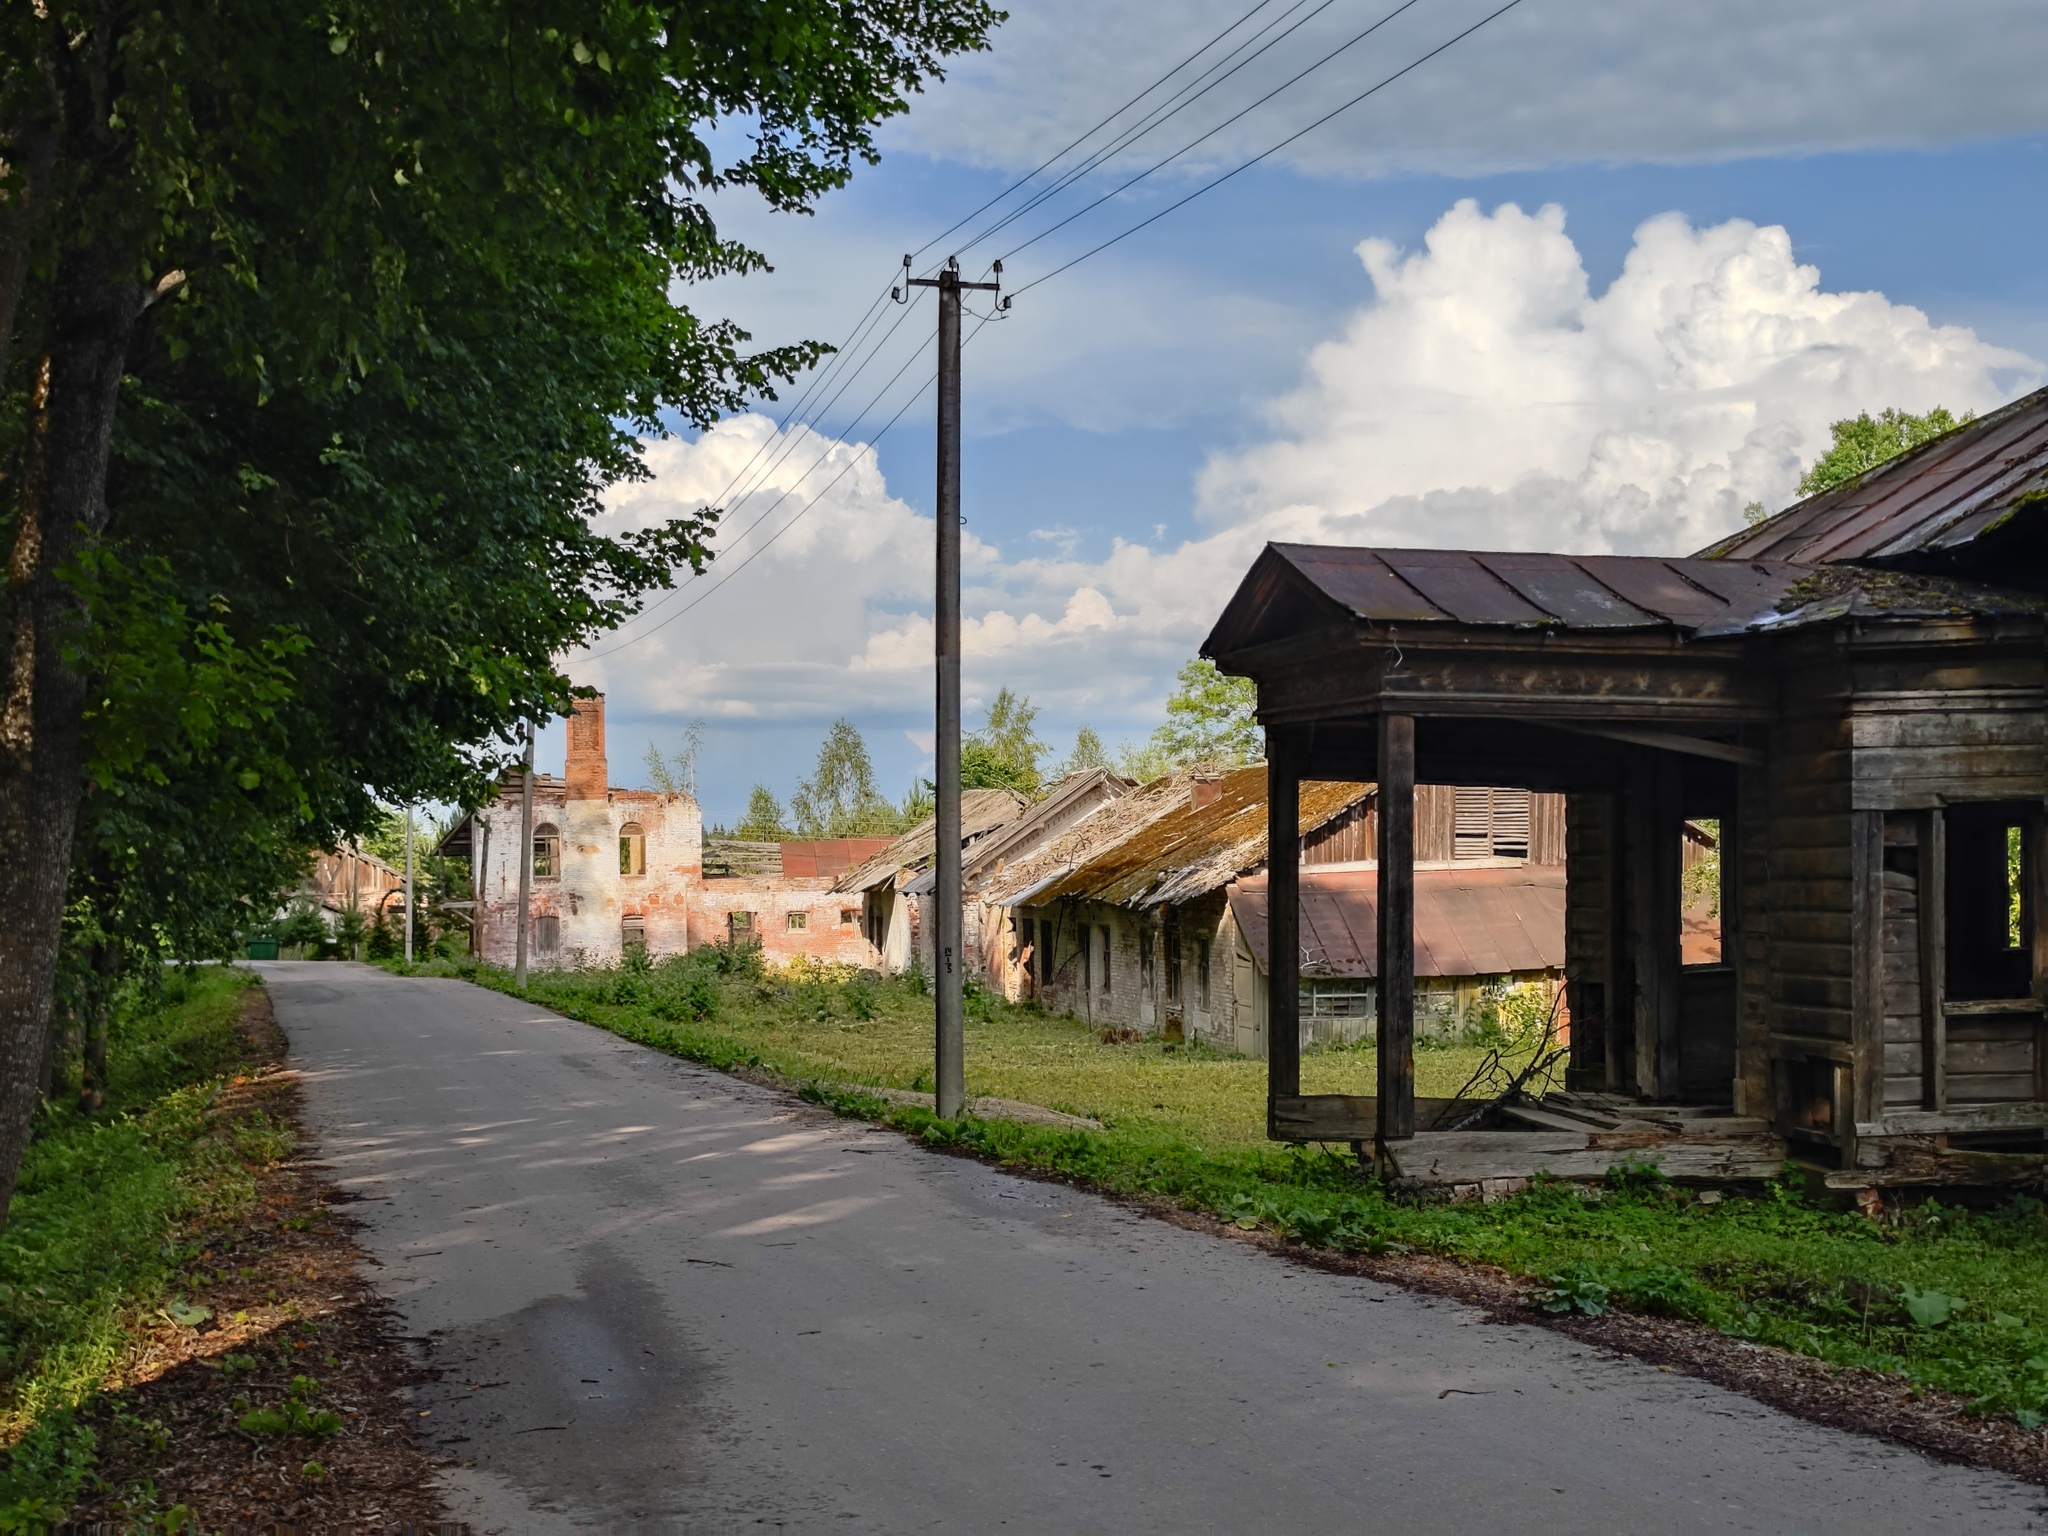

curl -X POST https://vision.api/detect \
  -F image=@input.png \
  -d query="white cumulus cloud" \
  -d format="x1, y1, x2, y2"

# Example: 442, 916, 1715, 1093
577, 201, 2040, 778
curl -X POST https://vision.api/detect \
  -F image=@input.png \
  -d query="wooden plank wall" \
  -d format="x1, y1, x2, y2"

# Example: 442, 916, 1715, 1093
1300, 787, 1567, 867
1565, 794, 1617, 1090
1735, 762, 1771, 1118
1765, 689, 1857, 1142
1879, 814, 1927, 1110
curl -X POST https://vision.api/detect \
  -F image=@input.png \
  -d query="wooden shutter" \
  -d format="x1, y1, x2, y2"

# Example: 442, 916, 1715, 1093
1491, 788, 1531, 858
1454, 787, 1492, 859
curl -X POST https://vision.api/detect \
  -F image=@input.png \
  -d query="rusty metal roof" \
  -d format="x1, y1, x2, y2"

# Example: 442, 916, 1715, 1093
988, 765, 1372, 910
1698, 384, 2048, 574
1230, 864, 1565, 980
1206, 544, 1812, 651
832, 788, 1030, 894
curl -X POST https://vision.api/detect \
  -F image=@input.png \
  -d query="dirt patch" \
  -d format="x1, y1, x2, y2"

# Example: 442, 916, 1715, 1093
63, 985, 461, 1531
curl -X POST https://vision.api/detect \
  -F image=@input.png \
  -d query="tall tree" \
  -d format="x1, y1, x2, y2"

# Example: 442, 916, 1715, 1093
645, 721, 706, 797
1062, 725, 1110, 776
732, 784, 789, 842
1798, 406, 1970, 497
792, 718, 899, 837
1139, 659, 1261, 773
961, 686, 1044, 794
0, 0, 998, 1222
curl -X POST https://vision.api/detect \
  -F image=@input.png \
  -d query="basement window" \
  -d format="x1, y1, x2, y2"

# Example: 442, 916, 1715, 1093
622, 913, 646, 951
619, 823, 646, 877
532, 824, 561, 881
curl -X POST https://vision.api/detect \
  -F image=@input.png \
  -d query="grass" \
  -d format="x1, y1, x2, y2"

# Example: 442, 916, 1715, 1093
0, 965, 289, 1523
394, 948, 2048, 1428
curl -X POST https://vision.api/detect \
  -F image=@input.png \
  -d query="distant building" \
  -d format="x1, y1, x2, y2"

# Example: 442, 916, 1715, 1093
441, 695, 881, 970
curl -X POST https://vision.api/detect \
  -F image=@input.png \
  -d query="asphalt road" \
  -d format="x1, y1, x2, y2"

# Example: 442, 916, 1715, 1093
260, 962, 2046, 1534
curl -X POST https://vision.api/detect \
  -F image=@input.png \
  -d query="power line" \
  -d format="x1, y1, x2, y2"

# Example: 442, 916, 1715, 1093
584, 309, 1006, 657
942, 0, 1348, 265
1012, 0, 1527, 293
584, 296, 983, 660
999, 0, 1432, 269
910, 0, 1291, 264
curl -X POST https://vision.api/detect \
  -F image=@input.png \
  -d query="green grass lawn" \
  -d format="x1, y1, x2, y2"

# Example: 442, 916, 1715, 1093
397, 948, 2048, 1427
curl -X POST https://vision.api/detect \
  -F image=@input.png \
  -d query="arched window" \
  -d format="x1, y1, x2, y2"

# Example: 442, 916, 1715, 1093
619, 822, 647, 877
532, 823, 561, 880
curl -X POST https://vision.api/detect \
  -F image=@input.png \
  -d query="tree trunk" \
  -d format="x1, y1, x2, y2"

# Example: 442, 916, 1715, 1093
0, 240, 142, 1222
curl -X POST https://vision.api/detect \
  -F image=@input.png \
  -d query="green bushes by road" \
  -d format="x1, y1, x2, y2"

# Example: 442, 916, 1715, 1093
400, 948, 2048, 1426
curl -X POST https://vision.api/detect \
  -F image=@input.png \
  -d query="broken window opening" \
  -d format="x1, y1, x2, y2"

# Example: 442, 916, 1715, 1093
621, 913, 646, 951
840, 908, 860, 927
1165, 929, 1182, 1005
532, 824, 561, 881
1099, 925, 1112, 993
1079, 925, 1092, 993
728, 911, 756, 938
1195, 937, 1212, 1011
1682, 818, 1722, 966
620, 823, 646, 877
1139, 930, 1155, 994
1946, 803, 2035, 1002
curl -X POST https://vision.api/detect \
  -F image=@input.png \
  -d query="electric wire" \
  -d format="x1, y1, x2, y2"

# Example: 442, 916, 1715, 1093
937, 0, 1348, 266
1011, 0, 1527, 292
997, 0, 1433, 269
586, 308, 1003, 656
909, 0, 1292, 263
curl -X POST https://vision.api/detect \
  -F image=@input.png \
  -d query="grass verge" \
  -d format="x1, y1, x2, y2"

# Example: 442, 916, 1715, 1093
0, 969, 448, 1529
395, 949, 2048, 1439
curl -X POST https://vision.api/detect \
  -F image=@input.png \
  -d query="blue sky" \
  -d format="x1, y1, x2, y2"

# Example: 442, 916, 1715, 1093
556, 1, 2048, 828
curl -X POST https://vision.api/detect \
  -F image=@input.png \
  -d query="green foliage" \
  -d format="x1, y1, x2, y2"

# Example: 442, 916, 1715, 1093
0, 968, 261, 1510
644, 722, 705, 798
1536, 1266, 1611, 1317
275, 906, 327, 953
1124, 660, 1261, 780
791, 720, 903, 837
962, 688, 1045, 794
733, 785, 791, 842
1062, 726, 1111, 776
238, 1375, 341, 1438
1798, 406, 1971, 497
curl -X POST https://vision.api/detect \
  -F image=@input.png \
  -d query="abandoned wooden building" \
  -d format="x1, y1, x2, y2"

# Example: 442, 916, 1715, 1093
1204, 383, 2048, 1189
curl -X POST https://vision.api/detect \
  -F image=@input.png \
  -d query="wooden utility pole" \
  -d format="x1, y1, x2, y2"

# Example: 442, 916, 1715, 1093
514, 724, 535, 988
403, 805, 415, 964
903, 257, 1000, 1120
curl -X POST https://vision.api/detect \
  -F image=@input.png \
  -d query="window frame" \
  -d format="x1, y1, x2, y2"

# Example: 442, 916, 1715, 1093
619, 822, 647, 878
531, 823, 562, 881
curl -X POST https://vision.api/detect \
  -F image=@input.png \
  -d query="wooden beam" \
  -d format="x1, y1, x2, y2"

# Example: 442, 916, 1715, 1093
2032, 804, 2048, 1107
1856, 1103, 2048, 1136
1377, 713, 1417, 1146
1265, 730, 1302, 1123
1552, 722, 1764, 767
1624, 750, 1682, 1098
1851, 809, 1885, 1141
1921, 808, 1946, 1112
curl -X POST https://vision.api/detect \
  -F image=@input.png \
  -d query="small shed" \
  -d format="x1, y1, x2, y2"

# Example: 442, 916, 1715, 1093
1202, 385, 2048, 1187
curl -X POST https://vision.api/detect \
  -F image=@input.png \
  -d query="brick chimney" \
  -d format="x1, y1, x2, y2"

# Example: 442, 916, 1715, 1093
564, 694, 608, 800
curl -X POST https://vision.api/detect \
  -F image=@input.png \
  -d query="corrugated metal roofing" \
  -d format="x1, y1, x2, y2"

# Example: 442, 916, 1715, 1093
1699, 384, 2048, 568
1263, 544, 1811, 632
987, 764, 1372, 911
831, 788, 1029, 894
1229, 865, 1565, 980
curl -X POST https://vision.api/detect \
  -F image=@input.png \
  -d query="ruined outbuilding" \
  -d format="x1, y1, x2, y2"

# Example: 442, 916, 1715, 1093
1203, 384, 2048, 1190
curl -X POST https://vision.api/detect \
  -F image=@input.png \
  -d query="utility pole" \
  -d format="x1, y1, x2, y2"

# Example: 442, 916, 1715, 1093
403, 805, 415, 964
514, 723, 535, 988
901, 256, 1001, 1121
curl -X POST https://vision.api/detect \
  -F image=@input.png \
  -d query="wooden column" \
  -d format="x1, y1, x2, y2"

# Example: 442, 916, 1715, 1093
1376, 713, 1416, 1145
2028, 807, 2047, 1105
1919, 808, 1946, 1112
1850, 809, 1885, 1143
1623, 748, 1681, 1098
1266, 730, 1301, 1118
